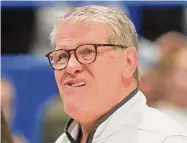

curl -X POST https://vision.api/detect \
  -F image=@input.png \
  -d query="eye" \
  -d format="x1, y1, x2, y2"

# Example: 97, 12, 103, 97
55, 52, 69, 64
59, 53, 68, 60
84, 48, 95, 54
76, 45, 96, 61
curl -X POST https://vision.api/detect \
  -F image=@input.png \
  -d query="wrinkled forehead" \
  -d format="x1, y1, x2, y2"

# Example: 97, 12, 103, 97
54, 20, 111, 49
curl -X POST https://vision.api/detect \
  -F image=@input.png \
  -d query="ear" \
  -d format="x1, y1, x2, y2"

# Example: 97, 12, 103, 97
122, 47, 138, 79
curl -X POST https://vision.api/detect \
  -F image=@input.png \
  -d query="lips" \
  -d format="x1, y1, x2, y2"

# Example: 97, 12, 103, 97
63, 79, 87, 88
70, 81, 86, 87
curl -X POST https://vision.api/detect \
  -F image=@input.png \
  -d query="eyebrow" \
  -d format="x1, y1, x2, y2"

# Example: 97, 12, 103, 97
55, 42, 98, 51
55, 46, 67, 51
55, 43, 70, 50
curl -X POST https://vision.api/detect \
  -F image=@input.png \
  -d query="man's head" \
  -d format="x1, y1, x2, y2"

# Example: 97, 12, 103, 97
1, 77, 14, 124
50, 5, 139, 82
47, 5, 138, 124
156, 31, 187, 58
157, 46, 187, 107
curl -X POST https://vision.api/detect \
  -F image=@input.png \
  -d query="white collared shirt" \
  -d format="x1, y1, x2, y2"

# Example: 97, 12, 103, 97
55, 90, 187, 143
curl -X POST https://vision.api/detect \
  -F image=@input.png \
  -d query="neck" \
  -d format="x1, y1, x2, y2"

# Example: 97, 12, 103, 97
79, 82, 137, 143
120, 79, 137, 101
79, 122, 96, 143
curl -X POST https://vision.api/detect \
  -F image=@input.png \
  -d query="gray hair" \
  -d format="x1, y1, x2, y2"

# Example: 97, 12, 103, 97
50, 5, 139, 85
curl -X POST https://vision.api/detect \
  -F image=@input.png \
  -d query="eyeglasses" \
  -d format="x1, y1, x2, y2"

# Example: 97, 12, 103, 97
46, 44, 125, 70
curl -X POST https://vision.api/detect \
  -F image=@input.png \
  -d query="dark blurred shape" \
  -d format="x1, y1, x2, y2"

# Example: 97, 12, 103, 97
141, 6, 183, 41
40, 96, 69, 143
1, 7, 35, 54
1, 110, 14, 143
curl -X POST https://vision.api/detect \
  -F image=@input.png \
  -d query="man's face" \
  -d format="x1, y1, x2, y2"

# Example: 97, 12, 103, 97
166, 49, 187, 106
54, 21, 126, 123
1, 79, 13, 124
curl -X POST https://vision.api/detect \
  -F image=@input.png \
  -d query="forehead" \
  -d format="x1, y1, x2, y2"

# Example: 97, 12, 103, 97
55, 20, 110, 49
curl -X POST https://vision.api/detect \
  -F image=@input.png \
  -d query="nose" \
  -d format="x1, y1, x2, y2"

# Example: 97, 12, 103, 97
65, 53, 83, 75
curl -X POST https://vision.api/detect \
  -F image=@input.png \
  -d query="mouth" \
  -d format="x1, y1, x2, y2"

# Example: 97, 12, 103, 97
67, 81, 86, 87
63, 80, 87, 88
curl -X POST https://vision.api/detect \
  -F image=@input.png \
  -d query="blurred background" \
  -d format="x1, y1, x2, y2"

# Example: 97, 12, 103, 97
1, 1, 187, 143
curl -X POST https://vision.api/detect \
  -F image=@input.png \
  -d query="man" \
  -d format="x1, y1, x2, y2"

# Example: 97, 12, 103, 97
46, 5, 187, 143
153, 46, 187, 130
1, 110, 14, 143
1, 77, 29, 143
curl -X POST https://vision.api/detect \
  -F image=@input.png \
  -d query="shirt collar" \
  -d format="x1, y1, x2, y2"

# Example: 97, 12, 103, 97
65, 88, 140, 143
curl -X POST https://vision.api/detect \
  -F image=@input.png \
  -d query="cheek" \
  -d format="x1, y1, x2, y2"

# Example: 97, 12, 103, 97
90, 58, 121, 91
174, 74, 187, 89
54, 71, 64, 91
166, 74, 185, 94
54, 71, 60, 83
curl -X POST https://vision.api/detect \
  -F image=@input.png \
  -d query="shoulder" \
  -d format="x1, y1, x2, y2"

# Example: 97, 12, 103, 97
161, 135, 187, 143
133, 91, 187, 136
140, 105, 187, 136
55, 133, 68, 143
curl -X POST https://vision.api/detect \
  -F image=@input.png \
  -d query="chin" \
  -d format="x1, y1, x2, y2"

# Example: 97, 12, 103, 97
63, 101, 81, 119
64, 102, 97, 124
